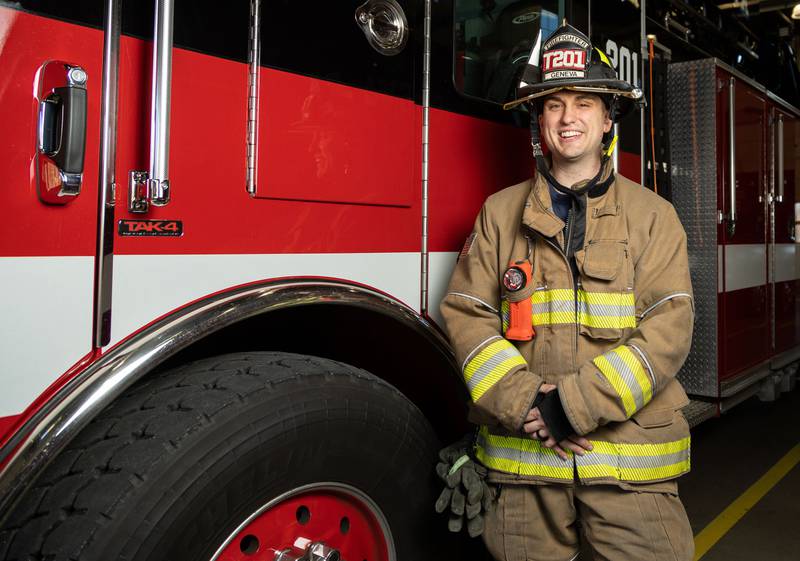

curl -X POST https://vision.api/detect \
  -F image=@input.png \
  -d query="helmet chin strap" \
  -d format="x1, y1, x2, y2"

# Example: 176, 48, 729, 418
528, 99, 616, 197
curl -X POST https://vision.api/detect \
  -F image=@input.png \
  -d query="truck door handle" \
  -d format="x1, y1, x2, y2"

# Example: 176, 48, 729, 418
36, 61, 88, 204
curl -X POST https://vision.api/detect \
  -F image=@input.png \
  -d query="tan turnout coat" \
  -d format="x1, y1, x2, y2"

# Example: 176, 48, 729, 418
440, 168, 694, 490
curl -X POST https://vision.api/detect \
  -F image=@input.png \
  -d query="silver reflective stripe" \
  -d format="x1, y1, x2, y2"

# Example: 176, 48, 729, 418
605, 351, 647, 411
580, 301, 636, 317
448, 292, 499, 314
476, 434, 565, 469
576, 449, 689, 470
533, 300, 575, 315
461, 335, 502, 372
467, 346, 524, 393
638, 292, 693, 320
628, 344, 656, 389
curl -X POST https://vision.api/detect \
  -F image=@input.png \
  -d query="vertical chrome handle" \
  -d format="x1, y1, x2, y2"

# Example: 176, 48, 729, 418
246, 0, 261, 195
35, 62, 89, 205
728, 77, 737, 235
148, 0, 174, 206
777, 114, 784, 204
95, 0, 122, 348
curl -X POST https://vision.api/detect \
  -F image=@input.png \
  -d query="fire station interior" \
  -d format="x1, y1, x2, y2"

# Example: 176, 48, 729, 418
1, 1, 800, 560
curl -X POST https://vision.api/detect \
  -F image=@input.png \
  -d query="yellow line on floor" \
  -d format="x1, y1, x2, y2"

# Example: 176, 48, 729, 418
694, 442, 800, 560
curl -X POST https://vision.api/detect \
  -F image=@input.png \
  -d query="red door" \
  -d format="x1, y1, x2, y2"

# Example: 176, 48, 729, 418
772, 108, 800, 355
720, 71, 770, 380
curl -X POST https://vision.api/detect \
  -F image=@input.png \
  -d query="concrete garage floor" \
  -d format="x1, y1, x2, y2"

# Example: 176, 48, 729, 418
679, 386, 800, 561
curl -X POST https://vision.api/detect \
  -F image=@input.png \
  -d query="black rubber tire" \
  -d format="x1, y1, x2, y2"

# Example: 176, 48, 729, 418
0, 352, 442, 561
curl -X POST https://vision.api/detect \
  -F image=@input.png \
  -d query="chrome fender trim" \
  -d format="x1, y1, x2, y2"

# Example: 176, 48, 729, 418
0, 279, 455, 521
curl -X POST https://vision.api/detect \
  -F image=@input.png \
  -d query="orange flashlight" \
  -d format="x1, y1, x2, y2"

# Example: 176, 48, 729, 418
503, 260, 534, 341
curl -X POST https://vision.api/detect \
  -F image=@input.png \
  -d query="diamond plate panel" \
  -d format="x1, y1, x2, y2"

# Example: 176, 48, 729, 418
668, 59, 719, 397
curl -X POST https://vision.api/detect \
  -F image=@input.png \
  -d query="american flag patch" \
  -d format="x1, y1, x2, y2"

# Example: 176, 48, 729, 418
458, 232, 477, 261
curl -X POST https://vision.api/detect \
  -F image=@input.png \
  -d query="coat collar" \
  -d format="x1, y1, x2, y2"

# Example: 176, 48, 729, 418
522, 160, 618, 238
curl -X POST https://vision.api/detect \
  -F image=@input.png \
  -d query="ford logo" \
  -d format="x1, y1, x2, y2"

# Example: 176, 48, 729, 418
512, 12, 539, 24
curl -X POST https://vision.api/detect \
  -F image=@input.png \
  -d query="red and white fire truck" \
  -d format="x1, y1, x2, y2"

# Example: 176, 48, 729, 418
0, 1, 798, 560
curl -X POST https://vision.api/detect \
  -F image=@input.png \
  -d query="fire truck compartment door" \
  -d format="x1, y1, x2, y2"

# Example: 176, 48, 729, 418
720, 78, 770, 380
0, 8, 101, 418
252, 0, 417, 207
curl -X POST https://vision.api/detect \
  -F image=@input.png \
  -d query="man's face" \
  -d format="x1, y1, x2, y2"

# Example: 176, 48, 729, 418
538, 91, 613, 167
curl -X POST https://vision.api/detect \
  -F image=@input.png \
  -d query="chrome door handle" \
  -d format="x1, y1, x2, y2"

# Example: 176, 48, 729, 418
35, 61, 88, 204
777, 114, 785, 203
727, 77, 737, 238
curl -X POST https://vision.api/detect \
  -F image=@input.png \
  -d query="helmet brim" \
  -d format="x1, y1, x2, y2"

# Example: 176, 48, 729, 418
503, 81, 643, 111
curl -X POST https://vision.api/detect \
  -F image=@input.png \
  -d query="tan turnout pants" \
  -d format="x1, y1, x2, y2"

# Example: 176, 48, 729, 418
482, 483, 694, 561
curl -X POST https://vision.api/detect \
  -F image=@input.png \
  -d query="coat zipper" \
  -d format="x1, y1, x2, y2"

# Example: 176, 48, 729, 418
533, 228, 580, 473
563, 207, 574, 256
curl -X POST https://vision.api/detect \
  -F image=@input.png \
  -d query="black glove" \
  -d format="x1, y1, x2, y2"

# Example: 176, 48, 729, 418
434, 434, 495, 537
537, 389, 575, 444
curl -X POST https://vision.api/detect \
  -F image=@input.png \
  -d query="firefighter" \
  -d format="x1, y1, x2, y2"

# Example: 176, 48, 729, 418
439, 23, 695, 561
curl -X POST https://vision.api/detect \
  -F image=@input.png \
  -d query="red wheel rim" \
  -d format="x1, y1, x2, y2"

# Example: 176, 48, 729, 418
212, 483, 394, 561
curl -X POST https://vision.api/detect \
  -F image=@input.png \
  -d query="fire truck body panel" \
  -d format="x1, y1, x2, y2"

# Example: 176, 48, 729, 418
0, 8, 103, 419
668, 59, 800, 402
0, 0, 547, 428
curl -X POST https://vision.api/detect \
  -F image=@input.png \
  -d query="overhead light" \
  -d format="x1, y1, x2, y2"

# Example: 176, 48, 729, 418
792, 4, 800, 19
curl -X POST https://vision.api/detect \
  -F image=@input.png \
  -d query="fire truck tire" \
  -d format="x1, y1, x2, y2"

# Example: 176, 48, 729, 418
0, 352, 443, 561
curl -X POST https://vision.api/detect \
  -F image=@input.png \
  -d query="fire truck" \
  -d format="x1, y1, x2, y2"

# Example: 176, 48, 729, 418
0, 1, 798, 560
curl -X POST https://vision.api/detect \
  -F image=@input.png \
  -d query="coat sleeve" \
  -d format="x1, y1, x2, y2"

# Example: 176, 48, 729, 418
558, 204, 694, 435
439, 204, 543, 432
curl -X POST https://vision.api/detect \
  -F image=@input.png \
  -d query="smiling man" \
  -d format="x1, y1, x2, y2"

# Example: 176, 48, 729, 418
440, 23, 696, 561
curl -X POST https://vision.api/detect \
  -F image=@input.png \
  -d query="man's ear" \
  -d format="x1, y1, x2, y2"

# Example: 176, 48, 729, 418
538, 113, 543, 129
603, 110, 613, 133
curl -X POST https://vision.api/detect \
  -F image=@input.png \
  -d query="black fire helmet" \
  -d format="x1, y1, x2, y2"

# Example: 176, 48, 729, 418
503, 22, 644, 192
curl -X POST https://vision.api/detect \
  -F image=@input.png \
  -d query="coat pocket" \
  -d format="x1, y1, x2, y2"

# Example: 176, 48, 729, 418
631, 407, 674, 428
575, 240, 636, 341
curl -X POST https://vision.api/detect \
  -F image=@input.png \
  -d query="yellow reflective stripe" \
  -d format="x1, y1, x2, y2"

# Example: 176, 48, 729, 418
593, 354, 637, 416
533, 310, 575, 324
531, 288, 575, 326
581, 291, 635, 307
463, 339, 527, 402
477, 428, 691, 483
593, 345, 654, 416
579, 312, 637, 329
471, 356, 527, 401
501, 299, 509, 332
616, 346, 653, 404
527, 288, 636, 329
577, 437, 691, 481
578, 290, 637, 329
475, 451, 575, 480
593, 438, 690, 457
531, 288, 574, 304
464, 339, 507, 380
475, 427, 574, 480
